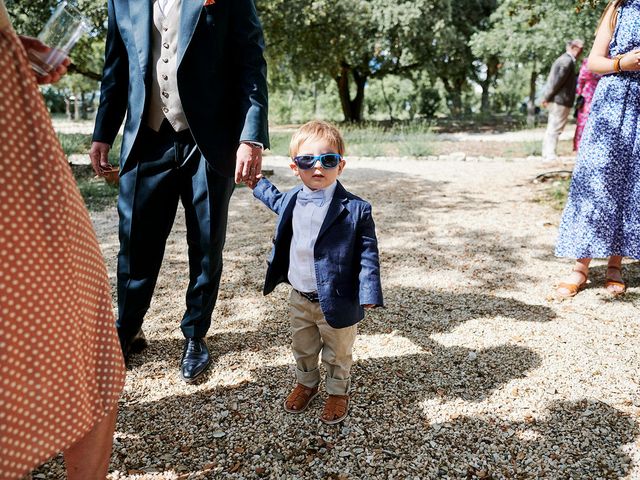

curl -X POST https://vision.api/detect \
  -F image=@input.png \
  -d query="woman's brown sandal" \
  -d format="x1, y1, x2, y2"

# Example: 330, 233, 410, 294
283, 384, 319, 413
557, 268, 588, 298
605, 265, 626, 296
320, 395, 350, 425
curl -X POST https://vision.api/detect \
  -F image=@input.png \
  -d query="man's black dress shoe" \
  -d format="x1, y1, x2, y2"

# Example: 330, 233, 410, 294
120, 329, 148, 362
180, 337, 211, 383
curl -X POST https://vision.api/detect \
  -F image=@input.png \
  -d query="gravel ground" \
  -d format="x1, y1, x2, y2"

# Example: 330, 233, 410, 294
35, 156, 640, 479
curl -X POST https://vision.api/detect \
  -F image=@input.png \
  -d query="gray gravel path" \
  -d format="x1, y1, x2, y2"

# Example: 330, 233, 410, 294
37, 156, 640, 479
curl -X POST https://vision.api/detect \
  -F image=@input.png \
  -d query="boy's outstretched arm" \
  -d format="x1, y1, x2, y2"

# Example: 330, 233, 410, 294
357, 205, 384, 308
252, 177, 288, 215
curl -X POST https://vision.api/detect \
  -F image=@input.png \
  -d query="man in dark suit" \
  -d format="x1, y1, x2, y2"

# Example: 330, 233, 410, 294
541, 39, 583, 162
89, 0, 269, 382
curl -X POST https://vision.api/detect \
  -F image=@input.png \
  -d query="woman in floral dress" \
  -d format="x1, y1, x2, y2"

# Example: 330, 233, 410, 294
556, 0, 640, 297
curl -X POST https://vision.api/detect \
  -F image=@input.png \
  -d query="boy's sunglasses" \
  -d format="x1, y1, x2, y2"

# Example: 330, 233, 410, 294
293, 153, 342, 170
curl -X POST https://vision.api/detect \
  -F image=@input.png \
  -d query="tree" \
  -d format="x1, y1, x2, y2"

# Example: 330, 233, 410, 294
471, 0, 602, 124
425, 0, 498, 116
258, 0, 450, 122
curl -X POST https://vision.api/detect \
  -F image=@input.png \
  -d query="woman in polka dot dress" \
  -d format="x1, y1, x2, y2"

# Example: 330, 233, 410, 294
0, 2, 125, 478
556, 0, 640, 297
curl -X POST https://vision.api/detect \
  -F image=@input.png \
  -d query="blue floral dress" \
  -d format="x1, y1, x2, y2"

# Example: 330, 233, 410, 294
556, 0, 640, 259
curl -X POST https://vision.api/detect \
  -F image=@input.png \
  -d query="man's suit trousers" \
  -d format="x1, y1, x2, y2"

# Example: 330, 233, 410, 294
116, 122, 234, 344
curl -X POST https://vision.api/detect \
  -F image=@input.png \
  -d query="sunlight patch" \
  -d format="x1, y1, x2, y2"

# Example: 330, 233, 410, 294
354, 334, 427, 360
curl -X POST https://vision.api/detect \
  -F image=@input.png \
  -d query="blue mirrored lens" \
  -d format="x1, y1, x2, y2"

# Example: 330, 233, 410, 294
294, 154, 341, 170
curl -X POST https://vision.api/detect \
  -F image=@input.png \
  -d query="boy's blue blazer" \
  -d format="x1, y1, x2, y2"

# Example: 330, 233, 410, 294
253, 178, 383, 329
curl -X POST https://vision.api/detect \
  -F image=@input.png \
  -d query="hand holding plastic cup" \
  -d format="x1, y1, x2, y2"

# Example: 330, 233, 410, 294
27, 1, 89, 77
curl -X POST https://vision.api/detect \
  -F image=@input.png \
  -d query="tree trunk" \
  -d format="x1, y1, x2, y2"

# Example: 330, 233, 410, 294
336, 62, 366, 122
441, 78, 463, 117
64, 96, 71, 120
380, 78, 394, 121
73, 93, 80, 121
312, 81, 318, 117
80, 91, 88, 120
527, 66, 538, 127
480, 56, 500, 114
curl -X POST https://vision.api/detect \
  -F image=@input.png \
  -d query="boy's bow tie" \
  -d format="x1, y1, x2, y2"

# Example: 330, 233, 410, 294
297, 190, 325, 207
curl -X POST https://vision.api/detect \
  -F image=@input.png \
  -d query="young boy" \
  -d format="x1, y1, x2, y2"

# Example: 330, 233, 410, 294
250, 120, 383, 424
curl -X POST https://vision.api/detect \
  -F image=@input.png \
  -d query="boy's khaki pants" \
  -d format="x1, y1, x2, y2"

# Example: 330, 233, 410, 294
289, 289, 357, 396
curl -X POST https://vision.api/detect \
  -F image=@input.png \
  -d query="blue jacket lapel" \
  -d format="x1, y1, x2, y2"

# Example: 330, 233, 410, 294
128, 0, 152, 76
318, 182, 348, 240
178, 0, 202, 66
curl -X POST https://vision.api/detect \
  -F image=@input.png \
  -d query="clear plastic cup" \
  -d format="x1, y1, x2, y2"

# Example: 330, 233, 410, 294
27, 1, 90, 76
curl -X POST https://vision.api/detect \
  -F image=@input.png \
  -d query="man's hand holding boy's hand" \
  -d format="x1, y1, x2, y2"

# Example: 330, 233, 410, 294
246, 173, 262, 190
235, 142, 262, 187
363, 304, 378, 309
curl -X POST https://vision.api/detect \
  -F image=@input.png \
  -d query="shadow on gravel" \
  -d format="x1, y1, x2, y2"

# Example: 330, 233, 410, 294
52, 164, 638, 479
107, 380, 638, 478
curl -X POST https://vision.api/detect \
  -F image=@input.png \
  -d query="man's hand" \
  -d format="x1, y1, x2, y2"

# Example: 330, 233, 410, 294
19, 36, 70, 85
89, 141, 112, 176
541, 100, 549, 109
235, 142, 262, 188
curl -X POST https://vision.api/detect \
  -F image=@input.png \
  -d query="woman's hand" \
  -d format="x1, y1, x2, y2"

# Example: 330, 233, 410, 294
19, 35, 71, 84
620, 50, 640, 72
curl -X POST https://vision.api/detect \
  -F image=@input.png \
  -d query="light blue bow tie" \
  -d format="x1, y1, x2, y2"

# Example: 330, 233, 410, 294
297, 189, 325, 207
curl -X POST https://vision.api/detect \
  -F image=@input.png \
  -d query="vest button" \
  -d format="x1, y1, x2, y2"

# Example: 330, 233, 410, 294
162, 58, 169, 63
162, 107, 169, 113
162, 91, 170, 98
163, 42, 170, 49
162, 74, 168, 81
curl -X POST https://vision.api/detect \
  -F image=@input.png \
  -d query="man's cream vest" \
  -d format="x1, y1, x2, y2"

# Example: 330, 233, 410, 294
146, 0, 188, 132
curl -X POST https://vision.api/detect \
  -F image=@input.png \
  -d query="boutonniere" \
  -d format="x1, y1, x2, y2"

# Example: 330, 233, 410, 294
204, 0, 215, 5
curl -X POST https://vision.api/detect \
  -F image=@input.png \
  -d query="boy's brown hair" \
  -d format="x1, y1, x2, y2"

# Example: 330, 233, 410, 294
289, 120, 345, 158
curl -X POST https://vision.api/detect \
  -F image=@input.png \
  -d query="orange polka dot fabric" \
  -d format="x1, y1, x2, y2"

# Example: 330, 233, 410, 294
0, 22, 125, 479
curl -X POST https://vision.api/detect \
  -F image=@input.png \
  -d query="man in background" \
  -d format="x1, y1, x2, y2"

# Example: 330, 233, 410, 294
541, 39, 584, 162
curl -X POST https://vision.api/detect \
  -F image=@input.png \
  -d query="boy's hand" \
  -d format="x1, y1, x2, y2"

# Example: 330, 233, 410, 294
363, 304, 377, 309
245, 173, 262, 190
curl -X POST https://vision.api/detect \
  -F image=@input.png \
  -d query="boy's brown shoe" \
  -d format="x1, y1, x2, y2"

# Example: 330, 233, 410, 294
283, 384, 319, 413
320, 394, 350, 425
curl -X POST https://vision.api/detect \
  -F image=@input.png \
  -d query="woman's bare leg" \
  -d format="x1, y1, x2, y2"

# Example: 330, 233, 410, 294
557, 258, 591, 296
63, 405, 118, 480
606, 255, 625, 294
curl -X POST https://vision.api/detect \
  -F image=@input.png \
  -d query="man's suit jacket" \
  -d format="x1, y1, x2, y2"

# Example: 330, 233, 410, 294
544, 52, 577, 107
93, 0, 269, 176
253, 178, 384, 329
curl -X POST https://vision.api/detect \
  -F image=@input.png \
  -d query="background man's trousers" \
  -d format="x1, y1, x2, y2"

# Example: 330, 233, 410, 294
116, 122, 235, 345
542, 102, 571, 161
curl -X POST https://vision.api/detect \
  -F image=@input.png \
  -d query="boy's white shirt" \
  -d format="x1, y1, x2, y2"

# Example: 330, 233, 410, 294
288, 181, 337, 293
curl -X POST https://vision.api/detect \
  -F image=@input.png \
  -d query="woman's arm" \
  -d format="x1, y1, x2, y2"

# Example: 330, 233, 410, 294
588, 4, 640, 74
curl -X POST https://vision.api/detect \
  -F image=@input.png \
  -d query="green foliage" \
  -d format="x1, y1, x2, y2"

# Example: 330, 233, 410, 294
341, 123, 434, 157
58, 132, 121, 165
471, 0, 602, 69
7, 0, 613, 124
58, 133, 92, 155
76, 176, 119, 211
